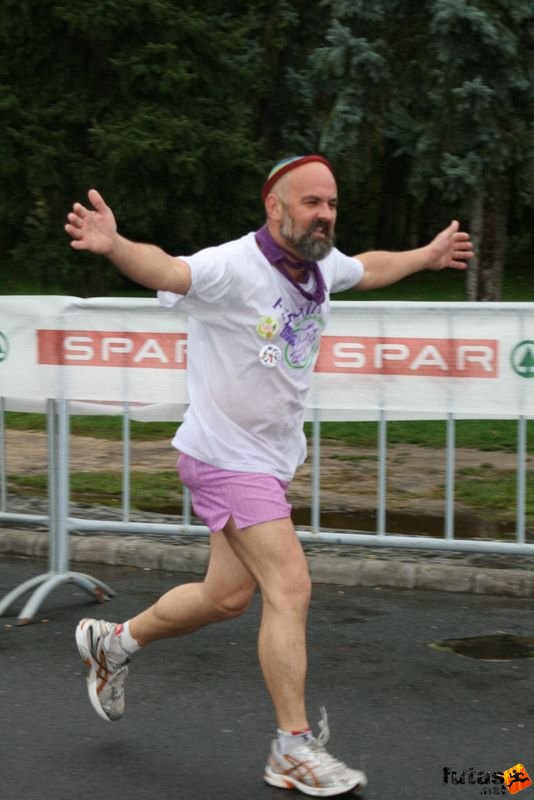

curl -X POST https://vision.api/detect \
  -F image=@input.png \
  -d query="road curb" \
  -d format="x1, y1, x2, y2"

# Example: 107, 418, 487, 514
1, 528, 533, 598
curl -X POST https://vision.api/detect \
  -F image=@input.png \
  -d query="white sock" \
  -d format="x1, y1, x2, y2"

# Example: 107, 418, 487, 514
105, 620, 141, 664
277, 727, 314, 755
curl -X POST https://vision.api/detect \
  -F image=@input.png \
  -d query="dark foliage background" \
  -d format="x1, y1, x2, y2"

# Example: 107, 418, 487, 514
1, 0, 532, 298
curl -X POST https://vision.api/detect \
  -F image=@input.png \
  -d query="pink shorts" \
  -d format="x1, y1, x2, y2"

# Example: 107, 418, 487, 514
177, 453, 292, 533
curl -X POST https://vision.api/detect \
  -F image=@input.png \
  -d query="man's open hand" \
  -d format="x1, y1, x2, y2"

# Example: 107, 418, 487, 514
427, 220, 474, 271
65, 189, 117, 255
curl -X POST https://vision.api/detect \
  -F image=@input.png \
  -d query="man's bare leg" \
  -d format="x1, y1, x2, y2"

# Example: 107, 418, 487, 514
75, 530, 256, 722
128, 531, 257, 645
222, 516, 312, 732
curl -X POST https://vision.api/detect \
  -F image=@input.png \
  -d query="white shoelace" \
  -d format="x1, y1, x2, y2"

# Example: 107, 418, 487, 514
296, 708, 356, 779
316, 706, 330, 747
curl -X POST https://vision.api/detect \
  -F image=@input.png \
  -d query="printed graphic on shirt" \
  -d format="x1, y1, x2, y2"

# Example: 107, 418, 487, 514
256, 315, 280, 340
272, 296, 325, 370
284, 317, 325, 369
259, 343, 282, 368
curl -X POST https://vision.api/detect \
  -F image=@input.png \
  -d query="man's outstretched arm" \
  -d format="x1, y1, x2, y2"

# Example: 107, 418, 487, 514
354, 220, 474, 290
65, 189, 192, 295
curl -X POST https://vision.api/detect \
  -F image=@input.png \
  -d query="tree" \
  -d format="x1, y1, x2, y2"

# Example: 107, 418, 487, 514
387, 0, 534, 299
0, 0, 264, 294
1, 1, 532, 296
518, 347, 534, 377
280, 0, 396, 253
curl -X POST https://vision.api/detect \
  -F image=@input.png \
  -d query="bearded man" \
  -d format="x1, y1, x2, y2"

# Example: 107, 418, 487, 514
66, 154, 473, 797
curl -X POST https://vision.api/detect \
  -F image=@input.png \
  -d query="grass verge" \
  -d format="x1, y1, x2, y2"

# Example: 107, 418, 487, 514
455, 468, 534, 523
4, 413, 533, 528
8, 471, 182, 513
5, 412, 533, 452
4, 412, 176, 441
7, 466, 534, 527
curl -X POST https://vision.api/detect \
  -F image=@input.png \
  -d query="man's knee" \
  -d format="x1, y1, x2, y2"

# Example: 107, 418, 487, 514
264, 565, 312, 610
209, 581, 256, 621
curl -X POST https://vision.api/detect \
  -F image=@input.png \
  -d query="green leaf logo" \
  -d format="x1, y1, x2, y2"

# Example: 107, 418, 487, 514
511, 340, 534, 378
0, 332, 8, 364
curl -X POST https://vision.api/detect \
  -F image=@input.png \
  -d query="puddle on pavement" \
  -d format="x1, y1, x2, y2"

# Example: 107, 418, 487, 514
431, 634, 534, 661
291, 508, 518, 541
61, 496, 525, 541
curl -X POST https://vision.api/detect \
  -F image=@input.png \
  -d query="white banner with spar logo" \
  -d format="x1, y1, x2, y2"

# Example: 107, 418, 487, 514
1, 295, 533, 421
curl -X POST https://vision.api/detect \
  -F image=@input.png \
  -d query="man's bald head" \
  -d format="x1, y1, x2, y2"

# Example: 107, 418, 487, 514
262, 155, 335, 201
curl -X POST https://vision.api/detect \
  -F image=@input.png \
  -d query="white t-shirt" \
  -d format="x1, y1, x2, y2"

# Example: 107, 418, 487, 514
159, 231, 363, 480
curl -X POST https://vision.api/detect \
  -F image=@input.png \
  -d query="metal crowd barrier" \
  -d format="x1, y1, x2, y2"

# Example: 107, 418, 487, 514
0, 398, 532, 624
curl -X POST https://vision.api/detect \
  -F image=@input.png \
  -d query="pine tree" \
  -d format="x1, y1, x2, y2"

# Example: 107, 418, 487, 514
387, 0, 534, 299
0, 0, 263, 293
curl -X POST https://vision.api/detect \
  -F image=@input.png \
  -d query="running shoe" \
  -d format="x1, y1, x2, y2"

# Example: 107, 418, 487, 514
75, 618, 129, 722
264, 708, 367, 797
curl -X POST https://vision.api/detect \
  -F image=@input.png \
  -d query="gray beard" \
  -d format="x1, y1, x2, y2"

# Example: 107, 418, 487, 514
280, 221, 335, 261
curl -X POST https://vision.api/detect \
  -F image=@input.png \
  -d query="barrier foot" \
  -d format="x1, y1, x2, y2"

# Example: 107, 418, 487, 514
70, 571, 116, 601
0, 571, 115, 626
0, 573, 54, 619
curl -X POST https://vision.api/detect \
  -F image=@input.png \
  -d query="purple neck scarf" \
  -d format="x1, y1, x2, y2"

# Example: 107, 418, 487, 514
255, 224, 326, 305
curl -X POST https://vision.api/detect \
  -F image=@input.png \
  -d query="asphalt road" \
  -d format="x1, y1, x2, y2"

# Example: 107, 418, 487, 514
1, 554, 533, 800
